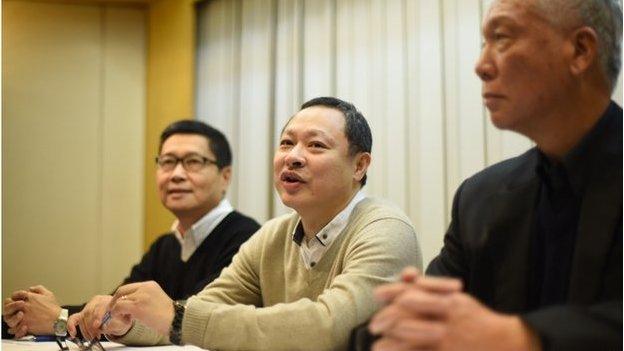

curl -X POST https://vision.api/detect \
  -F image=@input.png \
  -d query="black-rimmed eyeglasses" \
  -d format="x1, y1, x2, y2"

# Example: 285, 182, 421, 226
155, 154, 218, 172
56, 336, 106, 351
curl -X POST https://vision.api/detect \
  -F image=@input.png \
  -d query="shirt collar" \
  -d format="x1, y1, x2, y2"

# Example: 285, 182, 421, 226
536, 103, 615, 196
292, 190, 366, 246
173, 198, 234, 247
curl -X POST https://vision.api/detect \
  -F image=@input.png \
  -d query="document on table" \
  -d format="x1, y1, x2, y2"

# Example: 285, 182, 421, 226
2, 340, 206, 350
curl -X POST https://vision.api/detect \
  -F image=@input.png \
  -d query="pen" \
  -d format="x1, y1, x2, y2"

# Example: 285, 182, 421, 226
17, 335, 57, 342
100, 311, 112, 327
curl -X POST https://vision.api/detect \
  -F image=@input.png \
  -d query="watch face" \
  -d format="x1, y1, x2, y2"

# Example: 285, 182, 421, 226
54, 319, 68, 336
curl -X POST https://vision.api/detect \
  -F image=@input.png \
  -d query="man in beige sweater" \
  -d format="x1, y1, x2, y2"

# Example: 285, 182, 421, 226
68, 97, 422, 350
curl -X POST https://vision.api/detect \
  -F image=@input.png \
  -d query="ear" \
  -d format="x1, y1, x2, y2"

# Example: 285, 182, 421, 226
219, 166, 233, 186
352, 152, 371, 183
569, 26, 599, 76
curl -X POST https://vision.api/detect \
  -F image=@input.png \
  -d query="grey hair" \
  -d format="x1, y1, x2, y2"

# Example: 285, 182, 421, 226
535, 0, 623, 91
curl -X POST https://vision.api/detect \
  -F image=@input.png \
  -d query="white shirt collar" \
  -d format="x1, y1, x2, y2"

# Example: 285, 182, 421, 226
173, 198, 234, 262
292, 190, 366, 269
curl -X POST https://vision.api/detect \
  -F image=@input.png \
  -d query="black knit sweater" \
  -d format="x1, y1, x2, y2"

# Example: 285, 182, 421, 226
67, 210, 259, 314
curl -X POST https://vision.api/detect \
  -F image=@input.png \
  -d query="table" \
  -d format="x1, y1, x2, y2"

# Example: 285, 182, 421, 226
2, 340, 205, 350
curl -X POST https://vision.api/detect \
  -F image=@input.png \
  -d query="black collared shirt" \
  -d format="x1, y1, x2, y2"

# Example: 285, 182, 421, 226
529, 103, 615, 309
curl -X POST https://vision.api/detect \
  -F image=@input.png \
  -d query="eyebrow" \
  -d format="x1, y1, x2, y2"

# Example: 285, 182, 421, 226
283, 129, 331, 138
282, 128, 336, 142
482, 15, 519, 33
159, 151, 207, 158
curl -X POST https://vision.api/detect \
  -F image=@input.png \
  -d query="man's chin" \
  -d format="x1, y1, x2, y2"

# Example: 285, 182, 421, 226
489, 112, 518, 131
278, 195, 308, 212
165, 203, 196, 214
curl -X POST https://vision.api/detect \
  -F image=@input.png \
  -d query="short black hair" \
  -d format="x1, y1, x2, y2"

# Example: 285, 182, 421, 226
159, 119, 232, 169
300, 97, 372, 186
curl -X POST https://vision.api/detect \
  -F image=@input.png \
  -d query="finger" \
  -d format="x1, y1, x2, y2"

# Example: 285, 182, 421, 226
374, 282, 412, 304
3, 300, 25, 316
82, 301, 97, 321
369, 304, 411, 335
92, 318, 101, 332
10, 291, 29, 301
13, 324, 28, 339
384, 318, 445, 349
89, 328, 102, 341
372, 336, 422, 351
395, 289, 451, 318
83, 306, 105, 340
94, 298, 109, 322
28, 285, 52, 296
91, 311, 105, 331
68, 313, 80, 338
110, 296, 136, 318
103, 314, 132, 337
414, 276, 462, 294
5, 311, 24, 328
78, 312, 95, 341
400, 266, 421, 283
82, 322, 95, 341
111, 282, 144, 302
85, 314, 102, 341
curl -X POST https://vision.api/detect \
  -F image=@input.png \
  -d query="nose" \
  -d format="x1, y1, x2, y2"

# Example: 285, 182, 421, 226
284, 145, 305, 169
170, 161, 187, 182
474, 46, 496, 82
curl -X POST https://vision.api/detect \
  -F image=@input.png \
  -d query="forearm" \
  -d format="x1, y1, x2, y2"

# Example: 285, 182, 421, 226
183, 292, 370, 351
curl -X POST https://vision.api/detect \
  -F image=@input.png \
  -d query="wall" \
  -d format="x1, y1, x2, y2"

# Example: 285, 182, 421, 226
2, 1, 145, 303
143, 0, 196, 249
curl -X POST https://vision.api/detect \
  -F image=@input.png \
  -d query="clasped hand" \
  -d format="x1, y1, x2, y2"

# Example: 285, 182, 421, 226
68, 281, 175, 341
2, 285, 61, 338
368, 267, 540, 351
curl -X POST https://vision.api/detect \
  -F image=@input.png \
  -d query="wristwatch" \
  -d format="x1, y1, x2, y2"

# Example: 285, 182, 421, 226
169, 301, 185, 345
53, 308, 69, 337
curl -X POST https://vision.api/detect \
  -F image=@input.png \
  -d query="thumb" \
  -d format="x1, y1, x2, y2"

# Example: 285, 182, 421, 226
67, 313, 81, 337
28, 285, 53, 296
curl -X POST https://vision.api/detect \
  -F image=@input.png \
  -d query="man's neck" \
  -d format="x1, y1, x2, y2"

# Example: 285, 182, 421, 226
528, 93, 611, 161
299, 189, 360, 242
176, 208, 213, 237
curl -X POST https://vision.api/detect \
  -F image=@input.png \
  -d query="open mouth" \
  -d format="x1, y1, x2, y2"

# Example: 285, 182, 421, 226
280, 172, 305, 184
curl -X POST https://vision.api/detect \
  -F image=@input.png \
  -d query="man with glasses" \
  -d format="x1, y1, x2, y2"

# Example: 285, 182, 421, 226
2, 120, 260, 341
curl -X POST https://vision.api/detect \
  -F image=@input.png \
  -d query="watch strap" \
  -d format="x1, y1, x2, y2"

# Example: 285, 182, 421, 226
54, 308, 69, 337
169, 301, 185, 345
